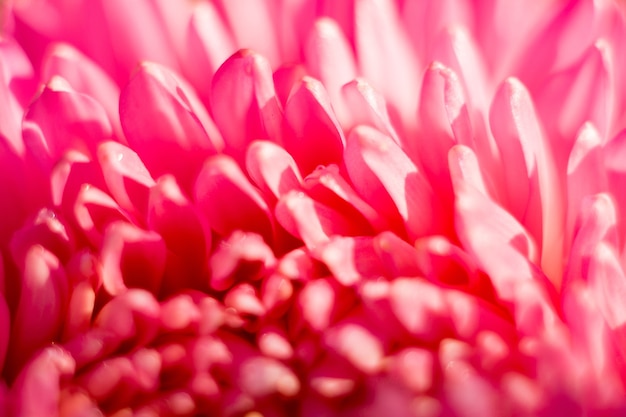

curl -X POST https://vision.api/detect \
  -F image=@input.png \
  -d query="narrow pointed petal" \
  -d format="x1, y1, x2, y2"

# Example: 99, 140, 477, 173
283, 76, 345, 175
304, 17, 357, 125
354, 0, 421, 130
537, 41, 614, 148
345, 125, 439, 241
120, 62, 222, 193
210, 50, 283, 159
453, 181, 543, 304
195, 155, 274, 242
184, 2, 236, 103
214, 0, 281, 67
564, 193, 618, 291
603, 130, 626, 241
565, 124, 607, 256
448, 145, 489, 196
372, 231, 421, 277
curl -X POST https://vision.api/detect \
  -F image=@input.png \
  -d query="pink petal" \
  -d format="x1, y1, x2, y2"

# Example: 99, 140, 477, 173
308, 354, 360, 399
341, 78, 401, 146
210, 50, 283, 160
313, 236, 385, 286
537, 41, 614, 147
97, 140, 155, 222
246, 140, 303, 201
9, 346, 75, 417
603, 129, 626, 241
297, 278, 342, 333
7, 247, 67, 377
418, 62, 473, 201
237, 356, 300, 398
257, 325, 294, 360
148, 174, 211, 293
565, 123, 607, 256
304, 17, 357, 126
372, 231, 421, 277
447, 144, 489, 196
261, 272, 294, 317
9, 208, 75, 265
453, 181, 543, 303
119, 62, 222, 193
587, 242, 626, 332
303, 164, 387, 233
353, 0, 421, 131
41, 43, 124, 141
100, 221, 166, 296
324, 318, 384, 374
23, 77, 112, 171
94, 289, 161, 350
208, 231, 275, 291
283, 76, 345, 175
184, 2, 236, 104
224, 283, 266, 317
274, 190, 362, 250
387, 347, 435, 393
564, 193, 618, 291
389, 277, 451, 343
344, 125, 440, 241
72, 185, 132, 248
195, 154, 274, 242
214, 0, 281, 67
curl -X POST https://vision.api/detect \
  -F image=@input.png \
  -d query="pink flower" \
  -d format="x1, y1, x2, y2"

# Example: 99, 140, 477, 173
2, 0, 626, 415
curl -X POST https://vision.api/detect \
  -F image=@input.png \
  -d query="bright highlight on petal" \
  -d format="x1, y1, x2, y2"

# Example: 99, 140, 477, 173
2, 1, 626, 416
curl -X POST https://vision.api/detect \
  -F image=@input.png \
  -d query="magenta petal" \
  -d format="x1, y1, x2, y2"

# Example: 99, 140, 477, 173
303, 164, 386, 233
324, 318, 384, 374
297, 278, 338, 333
238, 356, 300, 398
283, 76, 345, 175
344, 125, 439, 240
195, 155, 274, 242
565, 124, 607, 254
184, 1, 236, 103
353, 0, 421, 130
372, 231, 421, 277
210, 50, 283, 159
304, 18, 357, 125
119, 62, 222, 193
41, 43, 124, 141
313, 236, 385, 286
274, 190, 362, 250
97, 140, 155, 221
72, 185, 132, 248
587, 242, 626, 332
390, 277, 451, 343
8, 247, 67, 375
23, 78, 113, 171
308, 353, 360, 399
209, 231, 275, 292
148, 174, 211, 293
100, 221, 166, 296
9, 346, 75, 417
94, 289, 161, 349
257, 325, 294, 360
246, 140, 303, 201
387, 347, 435, 393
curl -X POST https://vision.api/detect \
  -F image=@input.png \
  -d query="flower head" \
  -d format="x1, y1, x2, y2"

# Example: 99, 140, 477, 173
2, 0, 626, 416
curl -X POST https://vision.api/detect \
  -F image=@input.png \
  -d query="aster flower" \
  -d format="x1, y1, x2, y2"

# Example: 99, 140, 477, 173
2, 0, 626, 416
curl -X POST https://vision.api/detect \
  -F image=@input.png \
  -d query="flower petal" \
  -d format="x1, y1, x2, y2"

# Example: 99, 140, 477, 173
344, 125, 440, 241
100, 221, 166, 296
283, 76, 345, 175
119, 62, 222, 193
246, 140, 303, 201
194, 155, 274, 243
210, 50, 283, 160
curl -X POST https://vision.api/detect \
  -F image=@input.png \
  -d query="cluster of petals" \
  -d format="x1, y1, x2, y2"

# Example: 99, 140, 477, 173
2, 0, 626, 416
